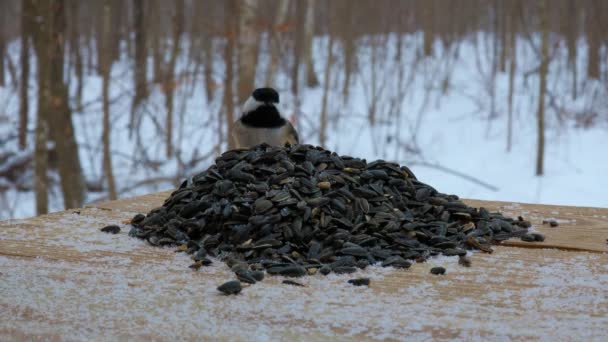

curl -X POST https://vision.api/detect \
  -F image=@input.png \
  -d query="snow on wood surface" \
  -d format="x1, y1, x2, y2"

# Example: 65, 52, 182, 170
1, 192, 607, 341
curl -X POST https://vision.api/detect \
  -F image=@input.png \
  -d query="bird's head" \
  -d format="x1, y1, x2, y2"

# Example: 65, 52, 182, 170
240, 87, 285, 128
242, 87, 280, 114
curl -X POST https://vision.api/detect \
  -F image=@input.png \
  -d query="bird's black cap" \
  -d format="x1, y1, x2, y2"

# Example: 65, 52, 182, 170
252, 87, 279, 103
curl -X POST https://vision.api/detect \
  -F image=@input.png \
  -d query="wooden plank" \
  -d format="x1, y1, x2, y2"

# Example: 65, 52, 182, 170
1, 232, 607, 339
85, 191, 608, 253
1, 195, 607, 340
464, 199, 608, 253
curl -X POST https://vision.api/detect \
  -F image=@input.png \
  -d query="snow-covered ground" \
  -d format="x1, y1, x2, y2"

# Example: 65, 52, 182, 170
1, 32, 607, 220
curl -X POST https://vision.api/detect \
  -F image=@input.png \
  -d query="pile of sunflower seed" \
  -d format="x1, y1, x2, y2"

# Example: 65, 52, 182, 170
128, 144, 540, 291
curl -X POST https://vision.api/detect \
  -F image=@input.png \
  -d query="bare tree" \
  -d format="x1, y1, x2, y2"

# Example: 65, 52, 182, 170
237, 0, 258, 104
292, 0, 305, 100
265, 0, 290, 86
31, 0, 85, 209
25, 0, 49, 215
506, 0, 518, 152
585, 0, 600, 79
0, 5, 5, 88
338, 1, 356, 102
200, 0, 216, 102
164, 0, 184, 158
536, 0, 549, 176
151, 0, 163, 84
498, 0, 507, 73
304, 0, 319, 87
101, 0, 117, 200
203, 35, 215, 101
34, 106, 49, 215
319, 29, 334, 147
565, 0, 579, 99
422, 0, 434, 57
224, 0, 237, 149
67, 0, 83, 109
131, 0, 148, 129
19, 0, 31, 150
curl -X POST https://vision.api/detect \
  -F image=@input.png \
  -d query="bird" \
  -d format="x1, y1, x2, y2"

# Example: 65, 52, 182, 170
232, 87, 299, 149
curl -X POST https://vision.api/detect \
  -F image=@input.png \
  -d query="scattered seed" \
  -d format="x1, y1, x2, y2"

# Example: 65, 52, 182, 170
217, 280, 242, 295
430, 266, 446, 275
521, 234, 536, 242
347, 278, 370, 286
542, 219, 559, 227
100, 225, 120, 234
235, 270, 257, 284
189, 261, 203, 270
282, 280, 305, 287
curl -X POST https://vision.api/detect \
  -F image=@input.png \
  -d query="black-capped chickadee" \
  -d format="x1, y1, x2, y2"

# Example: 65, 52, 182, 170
232, 88, 299, 149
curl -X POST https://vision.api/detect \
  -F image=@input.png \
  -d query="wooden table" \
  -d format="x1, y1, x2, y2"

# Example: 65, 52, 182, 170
1, 192, 607, 341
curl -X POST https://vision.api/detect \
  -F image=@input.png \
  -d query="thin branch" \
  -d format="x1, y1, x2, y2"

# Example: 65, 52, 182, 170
407, 161, 499, 192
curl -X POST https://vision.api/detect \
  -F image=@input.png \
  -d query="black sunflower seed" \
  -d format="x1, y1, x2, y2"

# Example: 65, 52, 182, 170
348, 278, 370, 286
430, 266, 446, 275
101, 225, 121, 234
127, 144, 538, 285
217, 280, 242, 295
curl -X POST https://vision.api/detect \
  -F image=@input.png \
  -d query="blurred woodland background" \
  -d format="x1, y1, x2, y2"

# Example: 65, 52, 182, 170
0, 0, 607, 219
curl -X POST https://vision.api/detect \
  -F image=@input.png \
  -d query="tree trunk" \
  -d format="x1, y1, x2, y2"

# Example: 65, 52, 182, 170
34, 104, 49, 215
423, 1, 434, 57
108, 0, 121, 64
224, 0, 237, 149
304, 0, 319, 87
102, 72, 116, 200
368, 37, 378, 126
264, 0, 290, 86
506, 0, 517, 153
101, 0, 117, 200
203, 33, 214, 101
151, 0, 163, 83
198, 0, 214, 101
164, 0, 184, 158
50, 0, 85, 209
85, 22, 94, 73
27, 0, 49, 214
0, 8, 5, 88
68, 0, 83, 109
536, 0, 549, 176
94, 3, 104, 76
566, 0, 578, 99
19, 0, 31, 150
291, 0, 306, 101
340, 1, 355, 102
31, 0, 85, 209
319, 34, 333, 147
498, 0, 507, 73
237, 0, 258, 104
132, 0, 147, 112
585, 2, 600, 79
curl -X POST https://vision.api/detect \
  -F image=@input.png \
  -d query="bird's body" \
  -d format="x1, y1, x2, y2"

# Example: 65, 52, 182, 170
233, 120, 298, 148
232, 88, 299, 149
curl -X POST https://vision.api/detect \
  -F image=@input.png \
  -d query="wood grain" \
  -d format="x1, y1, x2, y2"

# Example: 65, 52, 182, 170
1, 192, 607, 340
86, 191, 608, 253
463, 199, 608, 253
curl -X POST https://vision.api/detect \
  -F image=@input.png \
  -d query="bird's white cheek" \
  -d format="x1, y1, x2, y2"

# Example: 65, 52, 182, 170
242, 96, 262, 116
